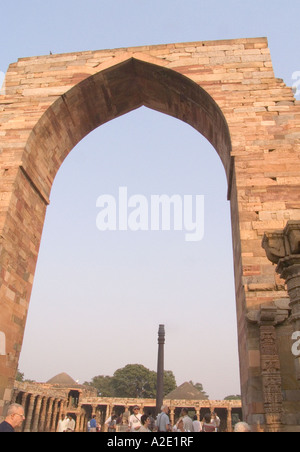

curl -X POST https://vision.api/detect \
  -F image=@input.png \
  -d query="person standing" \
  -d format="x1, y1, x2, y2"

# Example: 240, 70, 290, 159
57, 414, 69, 432
138, 415, 151, 432
181, 408, 194, 432
147, 412, 155, 432
192, 414, 201, 432
89, 415, 97, 432
155, 405, 172, 432
107, 415, 117, 432
128, 406, 142, 432
66, 414, 75, 432
0, 403, 25, 432
202, 413, 216, 432
211, 412, 220, 432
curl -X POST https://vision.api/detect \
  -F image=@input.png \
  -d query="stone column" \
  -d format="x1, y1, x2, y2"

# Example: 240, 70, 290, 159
80, 410, 86, 432
259, 307, 284, 432
227, 406, 232, 433
156, 324, 165, 415
75, 415, 81, 432
104, 404, 113, 431
262, 220, 300, 379
31, 395, 43, 432
95, 406, 102, 430
20, 391, 27, 408
50, 399, 59, 432
45, 398, 54, 432
62, 400, 68, 417
24, 394, 35, 432
169, 407, 175, 425
39, 397, 47, 432
247, 306, 286, 432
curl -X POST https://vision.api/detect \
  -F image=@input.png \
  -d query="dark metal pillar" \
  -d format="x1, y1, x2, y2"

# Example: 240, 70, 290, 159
156, 324, 165, 415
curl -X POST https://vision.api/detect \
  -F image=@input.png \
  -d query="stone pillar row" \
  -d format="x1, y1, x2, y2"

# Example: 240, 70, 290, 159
11, 391, 239, 432
12, 391, 68, 432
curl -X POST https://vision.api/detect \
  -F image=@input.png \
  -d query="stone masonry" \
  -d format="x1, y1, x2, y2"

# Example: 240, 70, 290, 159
0, 37, 300, 430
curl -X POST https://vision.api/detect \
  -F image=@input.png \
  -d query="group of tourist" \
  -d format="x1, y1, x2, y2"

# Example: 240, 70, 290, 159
57, 414, 76, 432
89, 405, 251, 433
127, 405, 223, 432
154, 406, 218, 432
0, 403, 251, 432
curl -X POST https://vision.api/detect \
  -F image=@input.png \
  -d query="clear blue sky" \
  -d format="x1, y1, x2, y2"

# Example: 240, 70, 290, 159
1, 0, 299, 400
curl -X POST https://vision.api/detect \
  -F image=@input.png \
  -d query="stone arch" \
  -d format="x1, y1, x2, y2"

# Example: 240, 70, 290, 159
23, 57, 232, 202
22, 59, 237, 382
0, 55, 238, 421
1, 38, 300, 430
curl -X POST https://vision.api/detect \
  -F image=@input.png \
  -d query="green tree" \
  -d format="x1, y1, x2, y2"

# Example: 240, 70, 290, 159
15, 369, 35, 383
85, 364, 177, 399
112, 364, 156, 398
16, 369, 24, 382
111, 364, 177, 398
84, 375, 114, 397
224, 395, 241, 400
163, 370, 177, 396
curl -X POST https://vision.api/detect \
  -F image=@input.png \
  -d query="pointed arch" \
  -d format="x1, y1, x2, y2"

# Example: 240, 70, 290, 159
23, 58, 232, 201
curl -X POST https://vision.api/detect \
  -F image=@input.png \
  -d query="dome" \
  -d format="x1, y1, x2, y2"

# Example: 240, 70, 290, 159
46, 372, 77, 386
165, 382, 208, 400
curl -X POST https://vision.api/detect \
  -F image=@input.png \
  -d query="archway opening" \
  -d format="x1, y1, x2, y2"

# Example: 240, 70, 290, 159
19, 103, 240, 400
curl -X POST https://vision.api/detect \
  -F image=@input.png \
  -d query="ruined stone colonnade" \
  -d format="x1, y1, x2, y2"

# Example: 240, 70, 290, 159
12, 379, 242, 432
0, 37, 300, 431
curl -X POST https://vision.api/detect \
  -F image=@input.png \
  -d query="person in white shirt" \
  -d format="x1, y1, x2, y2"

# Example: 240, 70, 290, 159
192, 414, 201, 432
181, 408, 194, 432
66, 415, 75, 432
57, 414, 69, 432
211, 412, 220, 432
128, 406, 142, 432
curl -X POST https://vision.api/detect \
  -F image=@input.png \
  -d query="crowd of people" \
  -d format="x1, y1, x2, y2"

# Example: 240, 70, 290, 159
87, 405, 251, 433
0, 403, 251, 432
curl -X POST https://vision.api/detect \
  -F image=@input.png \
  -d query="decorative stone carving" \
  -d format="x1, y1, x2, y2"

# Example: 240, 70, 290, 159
247, 306, 285, 432
262, 221, 300, 264
262, 221, 300, 380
